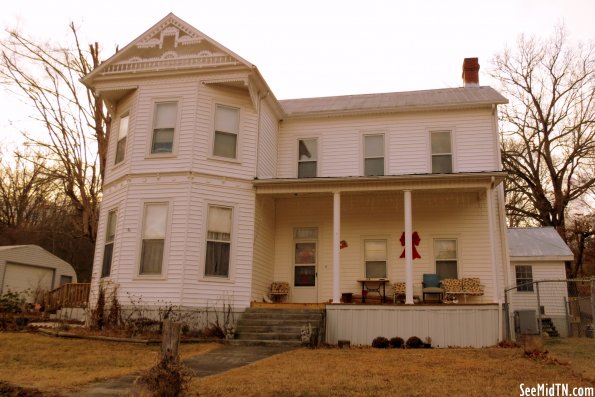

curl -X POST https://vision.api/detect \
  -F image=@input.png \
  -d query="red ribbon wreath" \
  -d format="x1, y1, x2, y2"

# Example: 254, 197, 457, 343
399, 231, 421, 259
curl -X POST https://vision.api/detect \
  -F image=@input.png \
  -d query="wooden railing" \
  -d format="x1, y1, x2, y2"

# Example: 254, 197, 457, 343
45, 283, 90, 312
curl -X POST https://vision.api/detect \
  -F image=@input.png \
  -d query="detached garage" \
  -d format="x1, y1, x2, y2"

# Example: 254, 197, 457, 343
0, 245, 78, 300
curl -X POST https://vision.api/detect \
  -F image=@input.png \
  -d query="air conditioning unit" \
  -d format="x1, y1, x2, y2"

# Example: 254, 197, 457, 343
514, 310, 538, 335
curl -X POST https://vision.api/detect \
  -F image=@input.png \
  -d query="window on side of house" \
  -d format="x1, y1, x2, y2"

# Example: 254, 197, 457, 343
140, 203, 168, 275
114, 112, 129, 164
364, 239, 387, 278
151, 102, 177, 154
434, 239, 458, 279
431, 130, 452, 173
205, 206, 232, 277
515, 265, 534, 292
213, 105, 239, 159
59, 275, 73, 286
364, 134, 384, 176
298, 138, 317, 178
101, 210, 117, 277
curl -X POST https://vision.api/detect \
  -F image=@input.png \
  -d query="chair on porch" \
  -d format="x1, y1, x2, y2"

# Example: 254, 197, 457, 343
421, 274, 444, 303
461, 277, 484, 303
441, 278, 464, 303
391, 282, 406, 304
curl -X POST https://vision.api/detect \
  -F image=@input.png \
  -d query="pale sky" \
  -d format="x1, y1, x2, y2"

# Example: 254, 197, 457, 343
1, 0, 595, 148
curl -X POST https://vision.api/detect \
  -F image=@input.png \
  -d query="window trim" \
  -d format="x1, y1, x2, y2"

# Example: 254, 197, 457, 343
201, 202, 236, 282
429, 129, 455, 173
211, 103, 241, 161
114, 111, 130, 165
147, 100, 180, 158
297, 137, 319, 178
136, 201, 171, 279
293, 227, 319, 288
433, 238, 459, 280
204, 205, 233, 279
101, 209, 118, 278
515, 265, 534, 292
363, 238, 388, 279
362, 133, 386, 176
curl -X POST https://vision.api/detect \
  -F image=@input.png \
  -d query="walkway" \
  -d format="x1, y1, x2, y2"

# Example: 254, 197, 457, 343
71, 344, 295, 396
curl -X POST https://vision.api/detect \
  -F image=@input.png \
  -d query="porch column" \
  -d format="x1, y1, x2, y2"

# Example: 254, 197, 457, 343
486, 187, 500, 304
404, 190, 414, 304
332, 191, 341, 304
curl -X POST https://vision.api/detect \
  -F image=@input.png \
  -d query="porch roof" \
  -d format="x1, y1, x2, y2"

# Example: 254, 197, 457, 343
253, 171, 506, 195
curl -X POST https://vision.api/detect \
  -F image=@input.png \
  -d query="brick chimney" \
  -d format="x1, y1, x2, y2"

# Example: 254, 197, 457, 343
462, 58, 480, 87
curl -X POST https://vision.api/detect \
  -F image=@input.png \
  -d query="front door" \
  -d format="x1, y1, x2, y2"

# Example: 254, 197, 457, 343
291, 227, 318, 302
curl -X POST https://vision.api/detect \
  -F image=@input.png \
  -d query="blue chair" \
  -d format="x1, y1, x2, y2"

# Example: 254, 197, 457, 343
422, 274, 444, 303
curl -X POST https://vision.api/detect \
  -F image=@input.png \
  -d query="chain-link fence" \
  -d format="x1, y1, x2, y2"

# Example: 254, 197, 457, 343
503, 277, 594, 340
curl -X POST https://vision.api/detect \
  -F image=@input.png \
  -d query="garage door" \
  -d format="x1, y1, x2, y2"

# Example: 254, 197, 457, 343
2, 263, 54, 295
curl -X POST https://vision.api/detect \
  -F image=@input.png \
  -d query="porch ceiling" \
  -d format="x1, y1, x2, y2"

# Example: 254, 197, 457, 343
253, 172, 506, 196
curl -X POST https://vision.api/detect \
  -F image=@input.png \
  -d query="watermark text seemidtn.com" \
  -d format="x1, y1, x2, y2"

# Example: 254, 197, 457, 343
520, 383, 594, 397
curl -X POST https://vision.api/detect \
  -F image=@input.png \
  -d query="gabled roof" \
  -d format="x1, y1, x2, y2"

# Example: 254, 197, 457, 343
279, 86, 507, 118
507, 227, 574, 261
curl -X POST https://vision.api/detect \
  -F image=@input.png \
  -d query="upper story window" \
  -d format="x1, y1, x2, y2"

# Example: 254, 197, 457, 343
101, 210, 117, 278
364, 134, 384, 176
298, 138, 317, 178
515, 265, 534, 292
205, 205, 232, 278
431, 131, 452, 173
151, 102, 177, 154
434, 239, 458, 279
213, 105, 239, 159
115, 112, 129, 164
364, 239, 387, 278
140, 203, 168, 275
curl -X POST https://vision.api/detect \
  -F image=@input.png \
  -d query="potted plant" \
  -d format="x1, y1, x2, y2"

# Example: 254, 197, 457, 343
423, 336, 432, 348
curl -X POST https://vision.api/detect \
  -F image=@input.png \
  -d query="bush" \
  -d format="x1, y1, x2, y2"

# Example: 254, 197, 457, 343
371, 336, 389, 348
389, 337, 404, 348
0, 290, 26, 313
134, 359, 192, 397
406, 336, 423, 348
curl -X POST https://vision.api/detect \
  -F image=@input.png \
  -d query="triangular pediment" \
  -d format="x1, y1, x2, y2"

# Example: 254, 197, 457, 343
83, 13, 252, 83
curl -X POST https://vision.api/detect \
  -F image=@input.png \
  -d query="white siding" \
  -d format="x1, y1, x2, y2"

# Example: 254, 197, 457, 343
251, 196, 276, 301
257, 103, 279, 179
277, 108, 498, 178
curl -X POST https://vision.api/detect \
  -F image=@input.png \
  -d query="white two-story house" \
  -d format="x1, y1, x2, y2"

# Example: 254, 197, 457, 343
82, 13, 537, 346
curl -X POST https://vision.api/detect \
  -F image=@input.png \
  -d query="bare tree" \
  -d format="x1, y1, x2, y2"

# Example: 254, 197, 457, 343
490, 27, 595, 247
566, 213, 595, 277
0, 23, 110, 243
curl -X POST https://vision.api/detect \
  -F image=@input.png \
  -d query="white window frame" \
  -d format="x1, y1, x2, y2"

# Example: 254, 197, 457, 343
515, 265, 534, 292
430, 130, 454, 173
204, 205, 233, 279
364, 238, 388, 278
137, 201, 170, 278
101, 209, 117, 278
293, 227, 318, 288
212, 104, 240, 160
149, 100, 179, 156
297, 138, 318, 178
433, 238, 459, 279
114, 112, 129, 165
363, 133, 385, 176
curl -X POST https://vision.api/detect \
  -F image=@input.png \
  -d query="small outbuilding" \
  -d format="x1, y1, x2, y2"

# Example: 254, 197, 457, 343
0, 245, 78, 300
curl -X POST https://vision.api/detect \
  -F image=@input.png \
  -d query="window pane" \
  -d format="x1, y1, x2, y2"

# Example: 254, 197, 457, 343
294, 227, 318, 239
205, 241, 230, 277
516, 265, 534, 292
208, 206, 232, 234
215, 105, 239, 133
365, 240, 387, 261
144, 204, 167, 239
431, 131, 451, 154
295, 242, 316, 264
155, 102, 177, 129
365, 158, 384, 176
366, 261, 387, 278
106, 211, 117, 242
102, 242, 113, 277
298, 161, 317, 178
115, 137, 127, 164
432, 155, 452, 173
436, 260, 457, 279
364, 135, 384, 157
152, 128, 174, 153
435, 239, 457, 260
294, 265, 316, 286
60, 275, 72, 286
299, 139, 317, 160
213, 131, 237, 158
140, 239, 164, 274
118, 114, 129, 140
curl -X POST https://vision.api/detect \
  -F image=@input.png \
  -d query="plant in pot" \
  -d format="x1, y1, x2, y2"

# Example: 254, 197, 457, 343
423, 336, 432, 348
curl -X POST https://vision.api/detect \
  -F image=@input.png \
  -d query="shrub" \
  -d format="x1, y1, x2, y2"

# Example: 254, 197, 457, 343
134, 359, 192, 397
406, 336, 423, 348
371, 336, 389, 348
0, 290, 26, 313
389, 337, 404, 348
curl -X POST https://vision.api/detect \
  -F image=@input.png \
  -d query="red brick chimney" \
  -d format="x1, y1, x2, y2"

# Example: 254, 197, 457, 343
462, 58, 480, 87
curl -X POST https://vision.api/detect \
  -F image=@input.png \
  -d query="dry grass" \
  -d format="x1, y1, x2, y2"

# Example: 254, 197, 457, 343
546, 338, 595, 382
192, 342, 595, 397
0, 332, 218, 393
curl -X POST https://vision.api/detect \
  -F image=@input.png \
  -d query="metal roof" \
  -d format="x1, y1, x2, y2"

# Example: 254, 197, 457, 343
507, 227, 574, 259
279, 86, 507, 117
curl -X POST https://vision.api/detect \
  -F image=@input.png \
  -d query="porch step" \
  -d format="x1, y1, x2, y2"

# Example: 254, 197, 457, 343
540, 317, 560, 337
226, 339, 304, 347
235, 307, 325, 346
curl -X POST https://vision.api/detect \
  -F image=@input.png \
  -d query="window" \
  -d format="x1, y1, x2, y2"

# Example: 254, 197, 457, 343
151, 102, 177, 154
364, 134, 384, 176
101, 210, 117, 277
431, 131, 452, 173
515, 265, 534, 292
213, 105, 239, 159
140, 203, 167, 275
434, 239, 458, 279
115, 112, 129, 164
294, 228, 318, 287
298, 139, 317, 178
59, 275, 73, 287
205, 206, 232, 277
364, 239, 387, 278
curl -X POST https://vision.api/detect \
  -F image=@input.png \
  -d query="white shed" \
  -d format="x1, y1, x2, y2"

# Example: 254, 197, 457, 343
0, 245, 78, 299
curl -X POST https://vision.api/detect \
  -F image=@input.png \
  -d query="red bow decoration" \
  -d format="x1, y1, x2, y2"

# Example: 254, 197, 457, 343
340, 240, 348, 249
399, 231, 421, 259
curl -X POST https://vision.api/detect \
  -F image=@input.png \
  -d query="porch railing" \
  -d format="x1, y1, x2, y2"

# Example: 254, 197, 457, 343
45, 283, 90, 312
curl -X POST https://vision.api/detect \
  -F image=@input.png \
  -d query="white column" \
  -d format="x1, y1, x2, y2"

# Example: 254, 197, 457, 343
486, 187, 500, 304
332, 191, 341, 304
404, 190, 414, 304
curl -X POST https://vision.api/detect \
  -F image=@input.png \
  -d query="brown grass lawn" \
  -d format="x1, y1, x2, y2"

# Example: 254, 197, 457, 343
0, 332, 219, 394
192, 339, 595, 397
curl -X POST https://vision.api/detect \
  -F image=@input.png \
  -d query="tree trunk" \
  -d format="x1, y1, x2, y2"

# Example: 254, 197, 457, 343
161, 319, 181, 365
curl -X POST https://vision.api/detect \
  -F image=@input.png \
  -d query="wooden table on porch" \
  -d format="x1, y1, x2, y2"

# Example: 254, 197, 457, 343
357, 278, 389, 303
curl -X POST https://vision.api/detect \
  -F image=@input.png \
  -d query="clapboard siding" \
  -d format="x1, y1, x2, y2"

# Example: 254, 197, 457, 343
251, 197, 277, 301
104, 92, 138, 185
257, 103, 279, 179
277, 108, 498, 178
